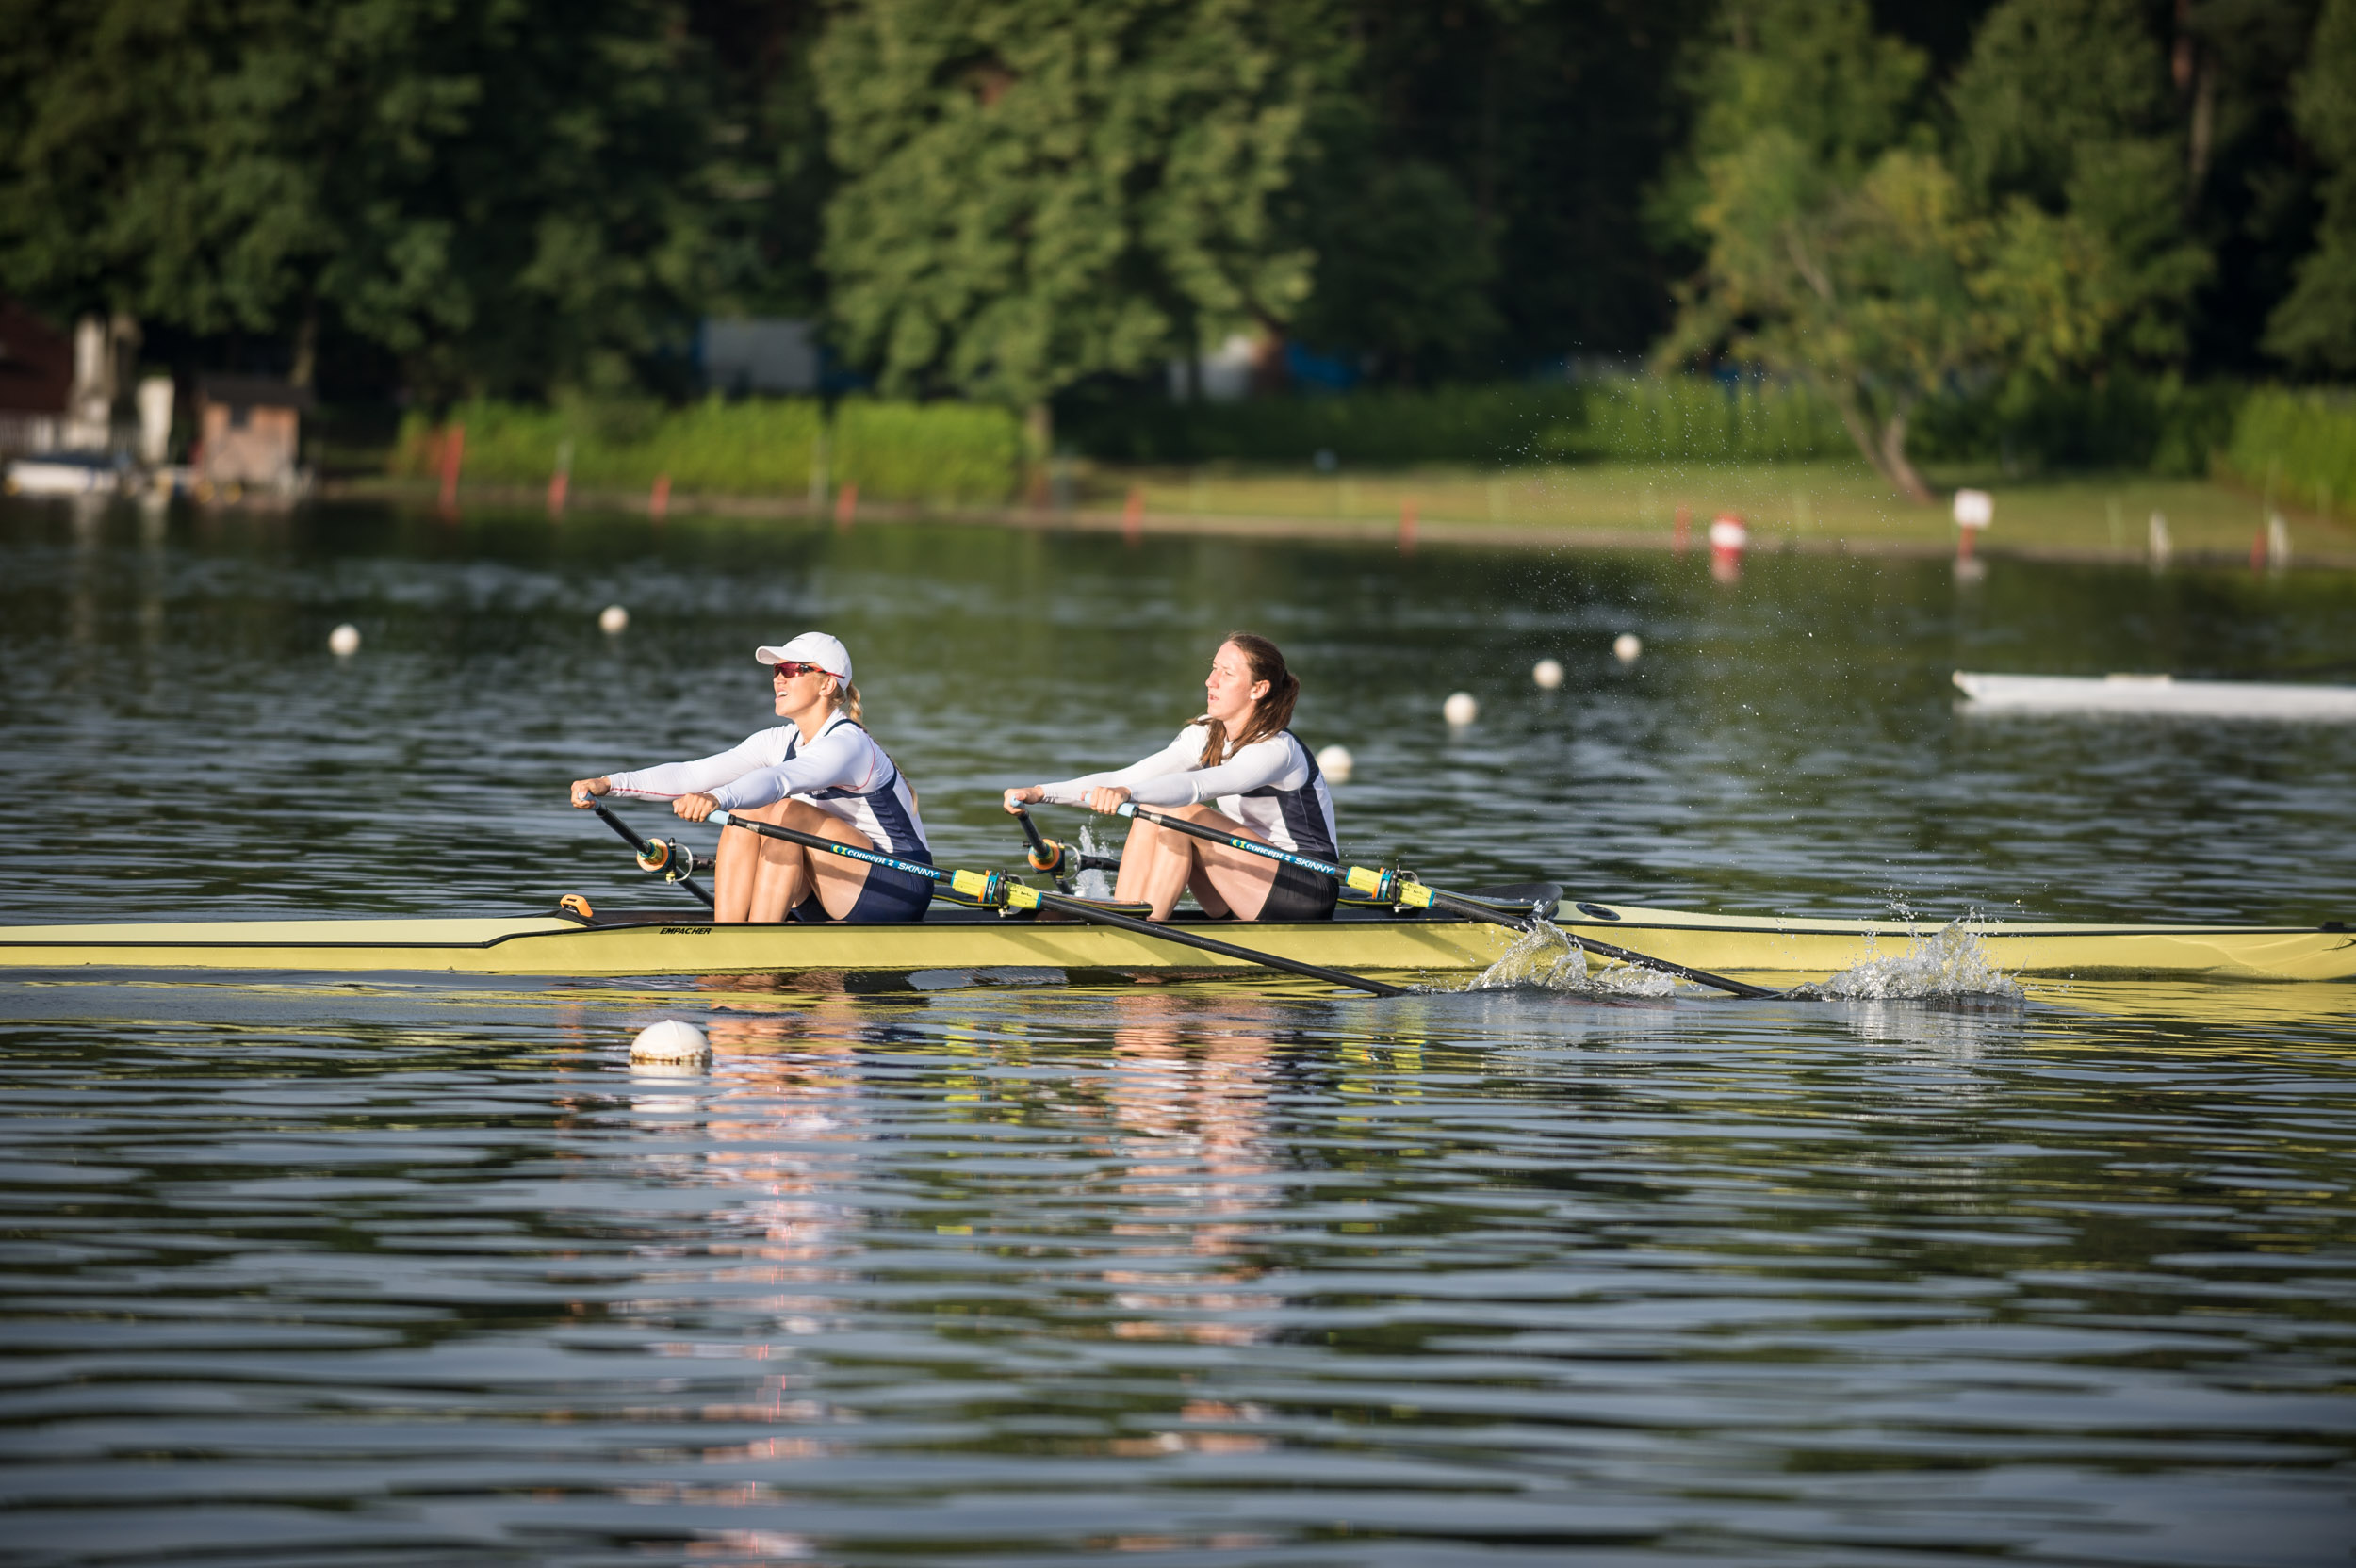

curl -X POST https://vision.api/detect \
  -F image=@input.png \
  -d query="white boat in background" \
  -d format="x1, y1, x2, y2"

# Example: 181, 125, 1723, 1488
5, 450, 123, 497
1955, 670, 2356, 721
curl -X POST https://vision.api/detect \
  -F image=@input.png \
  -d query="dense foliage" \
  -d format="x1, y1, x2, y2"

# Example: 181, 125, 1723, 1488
2265, 0, 2356, 372
815, 0, 1319, 413
1661, 0, 2221, 497
0, 0, 2345, 455
1059, 376, 1852, 466
390, 394, 1021, 502
2228, 388, 2356, 509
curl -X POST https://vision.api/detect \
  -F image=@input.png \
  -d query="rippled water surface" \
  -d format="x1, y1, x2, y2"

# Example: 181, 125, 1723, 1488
3, 498, 2354, 1566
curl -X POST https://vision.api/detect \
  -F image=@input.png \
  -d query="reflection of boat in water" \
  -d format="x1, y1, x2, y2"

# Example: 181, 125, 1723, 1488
1955, 670, 2356, 721
1, 898, 2347, 984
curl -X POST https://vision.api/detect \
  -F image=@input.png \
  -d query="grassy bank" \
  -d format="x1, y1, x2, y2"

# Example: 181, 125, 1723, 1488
2227, 388, 2356, 514
389, 395, 1023, 504
1072, 459, 2356, 559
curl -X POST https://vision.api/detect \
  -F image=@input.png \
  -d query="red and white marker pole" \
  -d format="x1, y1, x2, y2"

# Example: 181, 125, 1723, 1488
1953, 488, 1991, 563
1708, 513, 1746, 580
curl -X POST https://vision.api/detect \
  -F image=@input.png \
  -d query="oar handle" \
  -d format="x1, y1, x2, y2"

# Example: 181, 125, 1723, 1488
1012, 807, 1056, 866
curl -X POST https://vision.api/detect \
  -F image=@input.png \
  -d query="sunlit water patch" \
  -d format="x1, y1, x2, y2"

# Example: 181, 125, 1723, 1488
6, 498, 2356, 1565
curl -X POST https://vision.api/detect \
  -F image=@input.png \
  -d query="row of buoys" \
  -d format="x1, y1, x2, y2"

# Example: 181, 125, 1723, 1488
329, 604, 633, 655
1433, 635, 1644, 725
335, 612, 1643, 780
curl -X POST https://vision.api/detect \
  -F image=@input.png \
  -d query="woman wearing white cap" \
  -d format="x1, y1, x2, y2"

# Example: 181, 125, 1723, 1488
569, 632, 933, 923
1001, 632, 1338, 923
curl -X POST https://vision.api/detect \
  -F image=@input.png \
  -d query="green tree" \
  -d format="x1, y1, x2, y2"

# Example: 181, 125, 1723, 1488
814, 0, 1322, 413
2266, 0, 2356, 371
1668, 132, 1991, 500
1281, 98, 1497, 382
1317, 0, 1710, 367
691, 0, 835, 322
1946, 0, 2208, 364
0, 0, 727, 399
1661, 0, 1956, 498
1662, 0, 2209, 500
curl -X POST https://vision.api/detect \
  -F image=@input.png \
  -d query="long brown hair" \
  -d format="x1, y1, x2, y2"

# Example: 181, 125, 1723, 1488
1198, 632, 1300, 765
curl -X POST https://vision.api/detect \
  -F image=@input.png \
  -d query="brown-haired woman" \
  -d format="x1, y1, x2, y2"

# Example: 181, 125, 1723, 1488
1002, 633, 1339, 923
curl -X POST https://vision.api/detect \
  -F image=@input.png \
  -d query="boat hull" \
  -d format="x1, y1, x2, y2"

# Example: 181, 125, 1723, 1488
0, 902, 2346, 984
1955, 670, 2356, 721
1554, 905, 2353, 984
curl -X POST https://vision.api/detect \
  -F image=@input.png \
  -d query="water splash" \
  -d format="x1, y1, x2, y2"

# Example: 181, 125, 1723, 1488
1464, 919, 1680, 997
1075, 824, 1115, 901
1791, 920, 2025, 1003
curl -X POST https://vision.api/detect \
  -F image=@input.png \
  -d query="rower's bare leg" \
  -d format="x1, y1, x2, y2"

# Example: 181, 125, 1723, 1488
730, 800, 876, 923
712, 814, 765, 923
1118, 804, 1277, 921
724, 801, 809, 922
1114, 816, 1194, 920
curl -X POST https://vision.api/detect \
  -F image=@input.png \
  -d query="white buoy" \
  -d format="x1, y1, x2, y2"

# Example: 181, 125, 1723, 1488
1613, 633, 1642, 663
630, 1019, 710, 1067
1443, 692, 1478, 727
1316, 743, 1354, 783
328, 623, 361, 657
598, 604, 630, 634
1532, 658, 1564, 689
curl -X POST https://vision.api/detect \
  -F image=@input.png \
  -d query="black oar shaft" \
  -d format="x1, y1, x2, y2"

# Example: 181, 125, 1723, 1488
1011, 808, 1119, 882
709, 809, 1405, 997
1011, 808, 1075, 891
1113, 803, 1775, 1000
591, 803, 715, 908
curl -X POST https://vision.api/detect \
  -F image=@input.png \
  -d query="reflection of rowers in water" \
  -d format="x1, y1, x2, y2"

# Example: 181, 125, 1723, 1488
568, 632, 934, 925
1002, 633, 1339, 924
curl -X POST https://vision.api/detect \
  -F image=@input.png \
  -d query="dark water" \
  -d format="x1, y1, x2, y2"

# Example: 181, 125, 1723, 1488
3, 498, 2354, 1565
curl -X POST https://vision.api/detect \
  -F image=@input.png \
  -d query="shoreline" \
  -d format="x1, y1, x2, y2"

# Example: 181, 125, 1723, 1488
318, 476, 2356, 572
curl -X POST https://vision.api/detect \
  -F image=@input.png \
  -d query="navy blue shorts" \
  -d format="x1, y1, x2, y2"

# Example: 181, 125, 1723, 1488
793, 851, 935, 923
1255, 858, 1337, 922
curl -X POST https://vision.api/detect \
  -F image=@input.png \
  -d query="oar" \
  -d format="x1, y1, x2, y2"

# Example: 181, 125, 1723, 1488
705, 808, 1407, 997
1104, 802, 1776, 999
1011, 807, 1120, 893
589, 803, 716, 908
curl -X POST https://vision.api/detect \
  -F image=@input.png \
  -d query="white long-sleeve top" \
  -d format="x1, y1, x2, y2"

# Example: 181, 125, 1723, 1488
607, 713, 929, 857
1038, 726, 1337, 858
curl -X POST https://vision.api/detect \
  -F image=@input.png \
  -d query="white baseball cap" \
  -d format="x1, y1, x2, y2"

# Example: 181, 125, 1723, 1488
754, 631, 852, 680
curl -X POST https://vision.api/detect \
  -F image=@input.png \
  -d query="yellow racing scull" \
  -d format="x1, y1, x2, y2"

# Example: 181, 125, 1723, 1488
0, 899, 2344, 984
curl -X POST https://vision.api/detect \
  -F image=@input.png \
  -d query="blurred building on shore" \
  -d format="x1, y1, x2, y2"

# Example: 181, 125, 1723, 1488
196, 376, 311, 492
0, 300, 74, 456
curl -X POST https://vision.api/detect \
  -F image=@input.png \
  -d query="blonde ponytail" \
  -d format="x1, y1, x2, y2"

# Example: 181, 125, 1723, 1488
834, 678, 863, 723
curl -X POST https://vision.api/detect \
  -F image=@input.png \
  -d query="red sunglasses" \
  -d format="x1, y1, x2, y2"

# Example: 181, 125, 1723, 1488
768, 661, 833, 679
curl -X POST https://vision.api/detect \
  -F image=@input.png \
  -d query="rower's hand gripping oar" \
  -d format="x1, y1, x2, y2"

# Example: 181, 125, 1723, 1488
707, 809, 1407, 998
1108, 802, 1776, 1000
588, 803, 716, 908
1011, 807, 1119, 894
